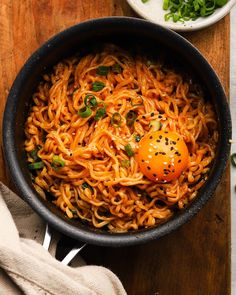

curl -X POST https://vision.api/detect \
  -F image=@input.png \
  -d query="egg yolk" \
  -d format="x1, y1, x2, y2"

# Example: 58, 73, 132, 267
136, 130, 189, 182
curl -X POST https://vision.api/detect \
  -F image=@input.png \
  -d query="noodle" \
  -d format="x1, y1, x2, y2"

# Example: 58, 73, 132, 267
24, 44, 218, 232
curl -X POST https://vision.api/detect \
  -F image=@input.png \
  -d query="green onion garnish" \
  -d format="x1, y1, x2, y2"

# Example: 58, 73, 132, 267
231, 153, 236, 167
134, 135, 141, 142
84, 94, 98, 108
30, 145, 42, 161
92, 81, 105, 92
51, 155, 65, 170
120, 159, 130, 168
126, 110, 137, 127
82, 182, 94, 192
111, 63, 122, 74
125, 144, 135, 157
149, 120, 162, 131
78, 106, 92, 118
28, 161, 44, 170
97, 66, 109, 76
111, 112, 122, 127
131, 96, 143, 107
94, 107, 106, 121
142, 0, 228, 23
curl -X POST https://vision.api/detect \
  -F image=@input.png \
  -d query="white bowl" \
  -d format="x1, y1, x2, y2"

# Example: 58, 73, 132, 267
126, 0, 236, 31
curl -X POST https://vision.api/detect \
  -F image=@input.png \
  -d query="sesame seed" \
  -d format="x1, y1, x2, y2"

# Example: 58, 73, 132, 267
151, 112, 154, 117
150, 136, 153, 139
178, 159, 181, 163
147, 166, 151, 170
155, 152, 159, 156
153, 173, 157, 177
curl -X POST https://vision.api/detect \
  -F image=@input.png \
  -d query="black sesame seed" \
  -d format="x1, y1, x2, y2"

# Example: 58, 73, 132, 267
168, 164, 171, 168
156, 139, 161, 142
164, 131, 168, 134
158, 115, 162, 118
153, 173, 157, 177
155, 152, 159, 156
142, 115, 146, 119
147, 166, 151, 170
178, 159, 181, 163
159, 135, 162, 139
177, 138, 180, 141
170, 147, 174, 151
150, 136, 153, 139
142, 159, 145, 162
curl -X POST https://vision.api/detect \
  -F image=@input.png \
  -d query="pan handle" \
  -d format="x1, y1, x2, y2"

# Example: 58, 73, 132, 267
43, 223, 86, 265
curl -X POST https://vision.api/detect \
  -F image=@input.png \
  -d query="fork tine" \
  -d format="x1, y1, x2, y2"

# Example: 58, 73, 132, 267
42, 223, 52, 250
61, 243, 86, 265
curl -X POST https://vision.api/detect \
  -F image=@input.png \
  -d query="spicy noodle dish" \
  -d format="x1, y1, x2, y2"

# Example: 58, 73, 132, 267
24, 44, 218, 232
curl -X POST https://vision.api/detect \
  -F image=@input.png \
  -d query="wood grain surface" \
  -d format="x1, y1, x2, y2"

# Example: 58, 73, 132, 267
0, 1, 230, 294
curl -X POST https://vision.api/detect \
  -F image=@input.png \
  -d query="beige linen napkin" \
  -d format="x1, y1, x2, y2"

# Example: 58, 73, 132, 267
0, 182, 127, 295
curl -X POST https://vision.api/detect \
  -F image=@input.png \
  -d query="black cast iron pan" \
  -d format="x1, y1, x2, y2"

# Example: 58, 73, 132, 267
2, 17, 231, 247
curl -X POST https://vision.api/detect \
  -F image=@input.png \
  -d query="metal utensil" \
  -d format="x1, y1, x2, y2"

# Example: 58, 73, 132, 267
43, 223, 86, 265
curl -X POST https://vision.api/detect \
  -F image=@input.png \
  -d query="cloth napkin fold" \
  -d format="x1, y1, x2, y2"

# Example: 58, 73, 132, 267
0, 182, 127, 295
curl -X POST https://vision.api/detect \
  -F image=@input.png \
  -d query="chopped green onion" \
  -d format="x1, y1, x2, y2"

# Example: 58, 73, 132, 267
51, 155, 65, 170
163, 0, 169, 10
120, 159, 130, 168
70, 209, 77, 215
84, 94, 98, 108
126, 110, 137, 127
82, 182, 94, 192
131, 96, 143, 107
134, 135, 141, 142
215, 0, 227, 6
111, 63, 122, 74
78, 106, 92, 118
111, 112, 122, 127
142, 0, 228, 23
94, 107, 106, 121
28, 161, 44, 170
149, 120, 162, 131
92, 81, 105, 92
30, 145, 42, 161
125, 144, 135, 157
231, 153, 236, 167
97, 66, 109, 76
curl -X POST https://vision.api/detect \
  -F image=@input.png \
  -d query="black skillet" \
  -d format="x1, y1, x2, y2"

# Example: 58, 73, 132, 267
2, 17, 231, 247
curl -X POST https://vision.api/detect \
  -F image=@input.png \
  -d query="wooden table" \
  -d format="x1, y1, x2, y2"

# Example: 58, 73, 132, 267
0, 1, 230, 294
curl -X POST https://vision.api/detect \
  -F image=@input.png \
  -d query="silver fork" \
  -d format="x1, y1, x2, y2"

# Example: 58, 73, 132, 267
43, 223, 86, 265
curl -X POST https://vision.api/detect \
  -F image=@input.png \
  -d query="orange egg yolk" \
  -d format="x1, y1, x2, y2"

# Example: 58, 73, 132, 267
136, 130, 189, 182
